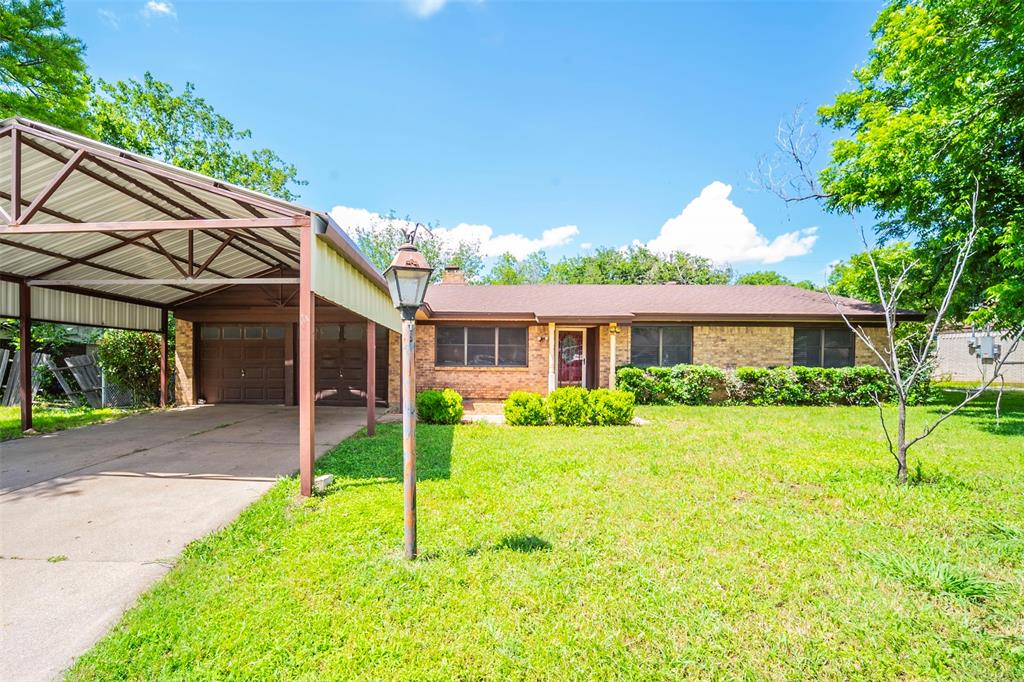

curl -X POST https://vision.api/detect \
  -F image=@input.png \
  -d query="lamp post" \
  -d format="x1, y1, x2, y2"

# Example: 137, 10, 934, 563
383, 243, 433, 560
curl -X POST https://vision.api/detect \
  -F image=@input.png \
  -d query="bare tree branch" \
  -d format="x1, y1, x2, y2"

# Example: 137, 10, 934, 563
753, 106, 834, 203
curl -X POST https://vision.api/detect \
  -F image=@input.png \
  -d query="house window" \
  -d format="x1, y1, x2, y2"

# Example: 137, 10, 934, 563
435, 326, 529, 367
630, 326, 693, 367
793, 327, 855, 367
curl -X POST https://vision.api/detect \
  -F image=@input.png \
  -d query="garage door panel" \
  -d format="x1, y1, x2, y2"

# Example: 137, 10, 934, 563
199, 324, 286, 404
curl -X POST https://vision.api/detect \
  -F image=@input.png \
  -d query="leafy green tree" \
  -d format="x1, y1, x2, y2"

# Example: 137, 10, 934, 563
90, 74, 304, 200
735, 270, 818, 290
550, 246, 731, 285
0, 0, 90, 132
351, 213, 484, 283
94, 330, 161, 406
827, 243, 936, 313
483, 251, 552, 284
819, 0, 1024, 326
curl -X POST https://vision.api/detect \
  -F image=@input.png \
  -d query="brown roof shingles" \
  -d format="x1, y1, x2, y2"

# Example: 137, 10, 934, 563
423, 283, 923, 323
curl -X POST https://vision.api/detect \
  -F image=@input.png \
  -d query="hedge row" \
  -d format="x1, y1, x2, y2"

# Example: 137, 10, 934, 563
505, 387, 635, 426
616, 364, 929, 407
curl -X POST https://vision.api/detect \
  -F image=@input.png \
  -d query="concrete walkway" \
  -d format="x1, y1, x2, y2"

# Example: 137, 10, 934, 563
0, 404, 367, 681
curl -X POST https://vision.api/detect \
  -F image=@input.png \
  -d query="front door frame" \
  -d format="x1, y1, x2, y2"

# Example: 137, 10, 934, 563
555, 327, 588, 388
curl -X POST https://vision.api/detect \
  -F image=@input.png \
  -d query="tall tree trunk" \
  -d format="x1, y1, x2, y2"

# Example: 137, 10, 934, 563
896, 401, 909, 484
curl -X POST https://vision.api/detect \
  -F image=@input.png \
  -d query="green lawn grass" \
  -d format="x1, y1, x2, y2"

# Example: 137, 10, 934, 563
69, 393, 1024, 680
0, 404, 139, 441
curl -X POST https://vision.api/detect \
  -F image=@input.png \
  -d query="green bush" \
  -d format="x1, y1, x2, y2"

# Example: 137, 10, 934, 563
615, 364, 726, 405
504, 391, 548, 426
615, 366, 656, 404
618, 362, 903, 407
94, 330, 161, 406
587, 388, 635, 425
731, 365, 896, 406
545, 386, 591, 426
416, 388, 464, 425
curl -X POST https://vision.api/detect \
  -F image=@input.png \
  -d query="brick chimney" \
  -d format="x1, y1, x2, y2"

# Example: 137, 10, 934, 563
441, 265, 466, 285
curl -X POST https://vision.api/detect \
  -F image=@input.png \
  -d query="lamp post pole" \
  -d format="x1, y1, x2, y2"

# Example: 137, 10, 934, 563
383, 241, 433, 561
401, 308, 418, 560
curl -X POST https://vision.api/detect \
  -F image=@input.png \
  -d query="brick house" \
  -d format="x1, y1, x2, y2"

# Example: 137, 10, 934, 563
171, 266, 919, 410
400, 267, 921, 401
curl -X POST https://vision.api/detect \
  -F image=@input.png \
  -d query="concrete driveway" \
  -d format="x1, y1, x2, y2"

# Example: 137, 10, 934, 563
0, 404, 368, 681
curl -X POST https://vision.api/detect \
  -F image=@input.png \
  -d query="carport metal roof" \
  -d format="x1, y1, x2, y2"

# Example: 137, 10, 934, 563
0, 117, 399, 332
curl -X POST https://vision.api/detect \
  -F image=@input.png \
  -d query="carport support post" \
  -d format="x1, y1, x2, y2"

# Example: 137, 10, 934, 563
19, 280, 32, 432
298, 225, 316, 497
366, 320, 376, 436
159, 309, 168, 407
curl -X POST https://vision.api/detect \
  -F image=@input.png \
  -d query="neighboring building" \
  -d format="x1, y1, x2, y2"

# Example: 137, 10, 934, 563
410, 267, 922, 400
934, 329, 1024, 384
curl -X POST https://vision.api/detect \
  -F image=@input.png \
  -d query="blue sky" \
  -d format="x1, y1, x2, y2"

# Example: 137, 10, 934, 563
67, 0, 882, 282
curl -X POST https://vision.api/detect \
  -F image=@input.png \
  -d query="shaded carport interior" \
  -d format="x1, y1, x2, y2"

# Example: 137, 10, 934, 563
0, 116, 400, 496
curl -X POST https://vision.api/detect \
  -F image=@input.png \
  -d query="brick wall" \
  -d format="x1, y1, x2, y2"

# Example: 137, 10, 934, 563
854, 326, 888, 368
416, 324, 549, 400
388, 329, 401, 406
691, 325, 793, 368
597, 325, 631, 388
174, 319, 195, 405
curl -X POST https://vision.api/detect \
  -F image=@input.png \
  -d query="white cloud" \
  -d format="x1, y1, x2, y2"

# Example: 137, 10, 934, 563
647, 181, 817, 265
97, 8, 120, 28
407, 0, 447, 17
329, 205, 578, 260
142, 1, 175, 19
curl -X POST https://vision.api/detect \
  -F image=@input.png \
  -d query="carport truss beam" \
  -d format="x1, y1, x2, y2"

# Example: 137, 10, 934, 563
0, 217, 310, 234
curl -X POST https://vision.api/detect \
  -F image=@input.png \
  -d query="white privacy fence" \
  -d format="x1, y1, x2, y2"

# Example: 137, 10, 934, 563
934, 330, 1024, 384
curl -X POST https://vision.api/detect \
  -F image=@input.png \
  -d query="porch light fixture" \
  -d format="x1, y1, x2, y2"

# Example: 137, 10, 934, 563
383, 243, 434, 560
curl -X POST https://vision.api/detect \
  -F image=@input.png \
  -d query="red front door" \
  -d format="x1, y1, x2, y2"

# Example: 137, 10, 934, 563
557, 330, 585, 386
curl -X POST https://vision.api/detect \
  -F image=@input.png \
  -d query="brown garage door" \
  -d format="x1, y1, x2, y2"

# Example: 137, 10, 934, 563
315, 323, 388, 406
199, 324, 286, 404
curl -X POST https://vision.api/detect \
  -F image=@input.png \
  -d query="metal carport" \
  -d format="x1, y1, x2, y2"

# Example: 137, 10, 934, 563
0, 117, 400, 496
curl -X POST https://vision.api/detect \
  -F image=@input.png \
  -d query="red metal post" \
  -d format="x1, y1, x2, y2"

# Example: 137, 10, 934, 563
366, 320, 376, 436
402, 316, 417, 559
159, 309, 168, 408
10, 128, 21, 223
19, 280, 31, 431
298, 226, 316, 496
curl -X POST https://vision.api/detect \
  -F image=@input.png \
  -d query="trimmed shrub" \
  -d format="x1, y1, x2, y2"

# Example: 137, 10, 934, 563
416, 388, 464, 424
619, 362, 905, 407
615, 366, 656, 404
545, 386, 591, 426
615, 364, 726, 405
504, 391, 548, 426
588, 388, 635, 425
731, 367, 806, 406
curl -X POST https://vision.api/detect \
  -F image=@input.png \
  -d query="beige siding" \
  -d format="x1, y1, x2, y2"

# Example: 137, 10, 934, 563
0, 280, 162, 331
311, 234, 400, 332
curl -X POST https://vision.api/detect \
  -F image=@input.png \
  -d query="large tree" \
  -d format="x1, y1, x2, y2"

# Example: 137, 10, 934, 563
735, 270, 818, 290
819, 0, 1024, 327
0, 0, 90, 131
550, 246, 731, 285
483, 251, 552, 285
827, 243, 935, 313
91, 74, 303, 200
349, 213, 484, 283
